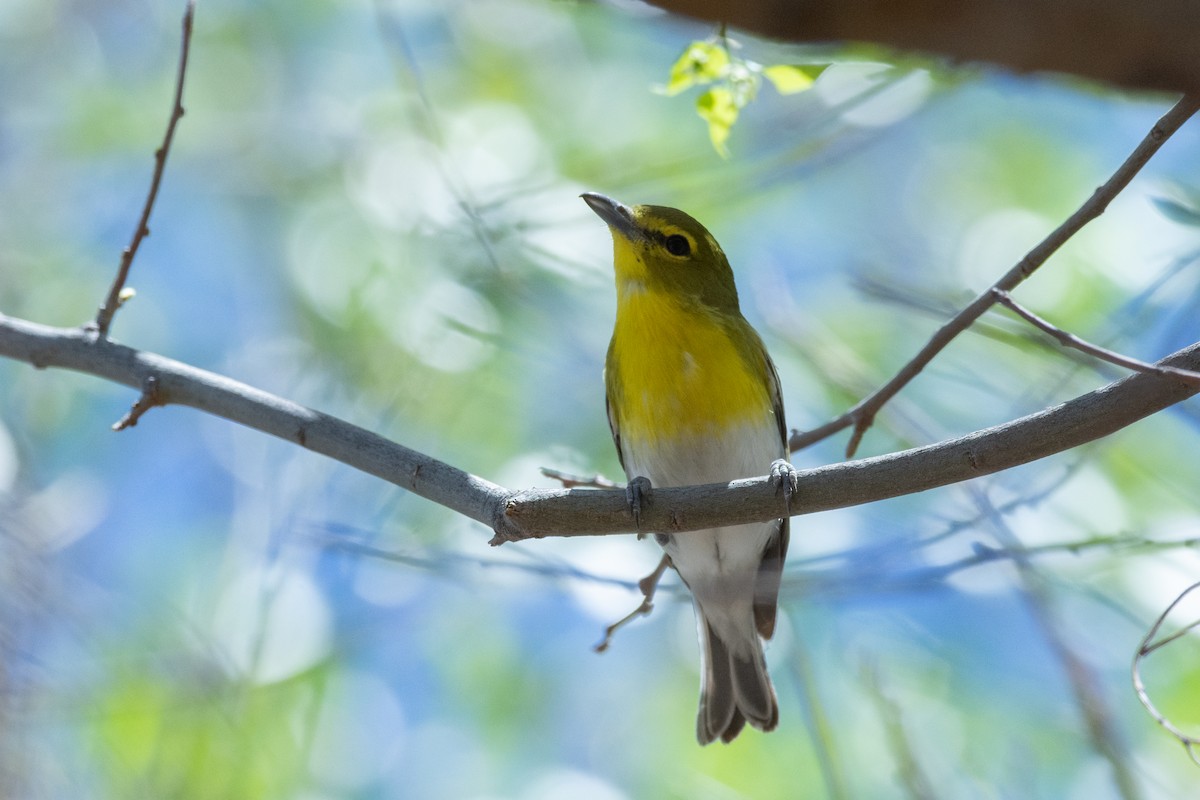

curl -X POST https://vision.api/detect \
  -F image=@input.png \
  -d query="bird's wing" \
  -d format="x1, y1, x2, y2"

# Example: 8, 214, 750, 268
765, 347, 788, 452
604, 388, 627, 474
754, 347, 790, 640
603, 344, 628, 474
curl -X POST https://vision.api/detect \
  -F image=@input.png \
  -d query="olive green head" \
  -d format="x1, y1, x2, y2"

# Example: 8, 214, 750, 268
582, 192, 740, 313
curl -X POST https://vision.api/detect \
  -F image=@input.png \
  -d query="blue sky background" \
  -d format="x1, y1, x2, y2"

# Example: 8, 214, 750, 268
3, 1, 1200, 797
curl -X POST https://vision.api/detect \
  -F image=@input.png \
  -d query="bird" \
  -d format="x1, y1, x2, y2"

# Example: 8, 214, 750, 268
582, 191, 794, 745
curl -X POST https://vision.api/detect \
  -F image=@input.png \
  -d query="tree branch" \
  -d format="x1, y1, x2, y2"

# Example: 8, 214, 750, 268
593, 554, 672, 653
0, 314, 511, 534
92, 0, 196, 339
970, 489, 1139, 799
2, 313, 1198, 542
1132, 581, 1200, 766
647, 0, 1200, 96
789, 94, 1200, 458
993, 289, 1200, 387
112, 374, 164, 430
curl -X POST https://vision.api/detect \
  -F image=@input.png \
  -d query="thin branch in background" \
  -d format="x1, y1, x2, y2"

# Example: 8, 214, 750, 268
993, 290, 1200, 387
970, 489, 1141, 800
311, 527, 647, 591
789, 94, 1200, 458
314, 513, 1200, 609
594, 554, 672, 653
0, 495, 57, 797
371, 2, 501, 272
92, 0, 196, 338
789, 620, 849, 800
540, 467, 621, 489
910, 460, 1083, 552
855, 275, 1101, 370
778, 461, 1080, 588
860, 660, 937, 800
783, 531, 1200, 602
1132, 580, 1200, 766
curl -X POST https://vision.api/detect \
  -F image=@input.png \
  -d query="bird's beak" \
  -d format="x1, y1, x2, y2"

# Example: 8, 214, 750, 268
582, 192, 641, 242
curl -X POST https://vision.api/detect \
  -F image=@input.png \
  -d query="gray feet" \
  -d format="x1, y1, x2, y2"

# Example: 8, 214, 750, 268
626, 475, 652, 530
769, 458, 799, 515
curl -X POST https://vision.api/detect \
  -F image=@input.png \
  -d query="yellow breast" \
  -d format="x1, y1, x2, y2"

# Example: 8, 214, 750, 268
608, 286, 770, 445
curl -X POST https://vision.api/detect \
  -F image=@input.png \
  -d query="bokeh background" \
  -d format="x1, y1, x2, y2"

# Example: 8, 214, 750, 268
4, 0, 1200, 797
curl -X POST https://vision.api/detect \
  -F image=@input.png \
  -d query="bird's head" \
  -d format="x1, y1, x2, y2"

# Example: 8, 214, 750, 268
582, 192, 740, 313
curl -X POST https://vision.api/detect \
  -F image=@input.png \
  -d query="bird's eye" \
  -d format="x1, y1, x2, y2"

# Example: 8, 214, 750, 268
664, 234, 691, 257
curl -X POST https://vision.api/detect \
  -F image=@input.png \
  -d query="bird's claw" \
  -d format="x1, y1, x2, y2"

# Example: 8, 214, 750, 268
626, 475, 652, 531
770, 458, 799, 516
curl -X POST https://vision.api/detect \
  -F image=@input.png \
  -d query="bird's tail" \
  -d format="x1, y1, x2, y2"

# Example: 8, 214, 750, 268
696, 613, 778, 745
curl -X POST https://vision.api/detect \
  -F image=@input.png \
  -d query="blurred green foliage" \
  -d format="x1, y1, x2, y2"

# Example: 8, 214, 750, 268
3, 0, 1200, 798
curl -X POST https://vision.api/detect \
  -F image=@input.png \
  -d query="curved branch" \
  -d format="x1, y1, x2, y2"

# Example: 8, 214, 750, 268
1132, 580, 1200, 765
2, 312, 1197, 543
502, 339, 1200, 539
790, 94, 1200, 457
0, 314, 510, 532
993, 289, 1200, 387
648, 0, 1200, 96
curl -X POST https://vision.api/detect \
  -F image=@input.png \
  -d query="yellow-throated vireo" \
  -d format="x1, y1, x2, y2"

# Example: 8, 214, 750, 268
583, 192, 795, 745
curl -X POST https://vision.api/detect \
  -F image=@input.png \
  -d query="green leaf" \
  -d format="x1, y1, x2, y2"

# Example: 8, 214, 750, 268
663, 40, 730, 96
696, 87, 738, 158
762, 64, 829, 94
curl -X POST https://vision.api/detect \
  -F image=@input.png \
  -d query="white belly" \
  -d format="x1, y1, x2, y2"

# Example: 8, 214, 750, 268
621, 418, 785, 648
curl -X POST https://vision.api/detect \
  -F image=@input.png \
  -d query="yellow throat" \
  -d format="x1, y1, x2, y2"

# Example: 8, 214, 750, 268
583, 193, 774, 446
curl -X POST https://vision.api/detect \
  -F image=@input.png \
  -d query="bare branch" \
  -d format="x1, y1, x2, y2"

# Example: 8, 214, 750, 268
789, 94, 1200, 457
993, 289, 1200, 387
971, 490, 1139, 798
319, 521, 1200, 603
0, 313, 512, 535
860, 661, 935, 800
3, 313, 1200, 541
92, 0, 196, 338
594, 554, 672, 652
790, 632, 849, 800
540, 467, 620, 489
112, 374, 163, 430
1132, 581, 1200, 766
806, 532, 1154, 597
371, 2, 502, 272
499, 333, 1200, 538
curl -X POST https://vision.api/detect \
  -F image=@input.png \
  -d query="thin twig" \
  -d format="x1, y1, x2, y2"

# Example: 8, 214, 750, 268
540, 467, 621, 489
790, 94, 1200, 457
594, 554, 672, 652
371, 2, 501, 272
1132, 580, 1200, 766
112, 375, 162, 430
970, 489, 1141, 799
993, 290, 1200, 387
92, 0, 196, 338
860, 660, 936, 800
321, 519, 1200, 605
312, 529, 647, 591
790, 631, 849, 800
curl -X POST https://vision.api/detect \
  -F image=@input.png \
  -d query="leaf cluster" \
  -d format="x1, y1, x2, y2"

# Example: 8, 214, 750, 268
660, 35, 827, 156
